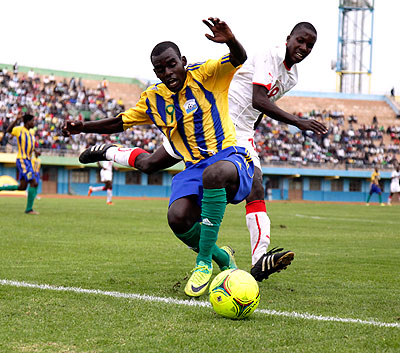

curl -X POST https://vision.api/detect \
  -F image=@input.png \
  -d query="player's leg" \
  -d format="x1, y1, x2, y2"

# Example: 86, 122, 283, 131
79, 143, 180, 174
245, 167, 271, 265
388, 192, 393, 205
25, 178, 39, 215
105, 181, 113, 205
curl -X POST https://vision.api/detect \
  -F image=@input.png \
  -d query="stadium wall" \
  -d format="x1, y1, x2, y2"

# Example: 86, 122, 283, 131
0, 153, 392, 203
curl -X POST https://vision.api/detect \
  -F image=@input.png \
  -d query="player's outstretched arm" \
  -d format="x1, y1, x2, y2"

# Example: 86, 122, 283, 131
6, 111, 23, 134
252, 84, 327, 135
203, 17, 247, 67
62, 116, 124, 136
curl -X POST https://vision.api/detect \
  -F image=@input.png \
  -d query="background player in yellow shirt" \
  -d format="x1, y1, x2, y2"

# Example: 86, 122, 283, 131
0, 112, 39, 214
64, 17, 252, 297
366, 167, 384, 206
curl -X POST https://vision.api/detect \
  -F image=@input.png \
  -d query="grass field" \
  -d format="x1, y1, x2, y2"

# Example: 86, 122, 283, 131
0, 196, 399, 353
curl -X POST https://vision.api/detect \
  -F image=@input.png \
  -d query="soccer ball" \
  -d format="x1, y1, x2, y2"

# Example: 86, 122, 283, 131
209, 269, 260, 320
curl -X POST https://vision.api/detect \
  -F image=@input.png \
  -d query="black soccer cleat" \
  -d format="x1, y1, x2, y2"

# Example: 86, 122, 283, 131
250, 247, 295, 282
79, 144, 116, 164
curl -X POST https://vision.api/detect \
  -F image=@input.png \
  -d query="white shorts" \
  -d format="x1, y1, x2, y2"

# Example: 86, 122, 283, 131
390, 183, 400, 193
235, 134, 261, 170
100, 169, 112, 182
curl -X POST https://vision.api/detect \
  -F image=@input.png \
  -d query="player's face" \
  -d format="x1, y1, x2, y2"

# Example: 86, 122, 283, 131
152, 48, 187, 93
26, 119, 35, 129
285, 28, 317, 68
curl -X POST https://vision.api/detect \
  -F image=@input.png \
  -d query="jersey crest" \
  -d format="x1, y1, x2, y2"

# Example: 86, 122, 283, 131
183, 99, 198, 114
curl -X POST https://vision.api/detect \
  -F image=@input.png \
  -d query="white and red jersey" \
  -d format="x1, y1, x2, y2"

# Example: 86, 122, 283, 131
229, 45, 298, 137
390, 169, 400, 193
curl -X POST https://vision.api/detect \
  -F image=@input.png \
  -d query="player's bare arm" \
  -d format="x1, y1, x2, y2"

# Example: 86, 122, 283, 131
252, 84, 327, 135
202, 17, 247, 67
6, 111, 23, 134
62, 116, 124, 136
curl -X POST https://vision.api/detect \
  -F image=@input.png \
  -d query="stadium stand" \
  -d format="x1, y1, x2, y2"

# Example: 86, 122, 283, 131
0, 64, 399, 170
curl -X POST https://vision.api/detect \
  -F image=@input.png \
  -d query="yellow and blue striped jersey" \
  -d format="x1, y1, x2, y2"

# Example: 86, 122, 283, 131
32, 156, 41, 174
11, 126, 35, 160
371, 171, 380, 184
120, 54, 239, 166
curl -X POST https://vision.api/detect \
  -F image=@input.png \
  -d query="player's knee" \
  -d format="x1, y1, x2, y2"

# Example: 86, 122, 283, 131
168, 208, 193, 234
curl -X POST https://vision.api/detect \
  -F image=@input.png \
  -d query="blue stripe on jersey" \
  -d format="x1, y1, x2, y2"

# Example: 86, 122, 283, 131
145, 98, 158, 126
185, 87, 209, 158
172, 94, 195, 161
28, 131, 33, 157
193, 78, 224, 151
155, 94, 168, 125
187, 61, 205, 71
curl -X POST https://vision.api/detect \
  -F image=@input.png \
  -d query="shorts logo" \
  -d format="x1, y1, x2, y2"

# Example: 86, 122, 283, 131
183, 99, 198, 114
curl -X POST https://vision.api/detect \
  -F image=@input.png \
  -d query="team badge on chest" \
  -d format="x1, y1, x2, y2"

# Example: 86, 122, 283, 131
183, 99, 198, 114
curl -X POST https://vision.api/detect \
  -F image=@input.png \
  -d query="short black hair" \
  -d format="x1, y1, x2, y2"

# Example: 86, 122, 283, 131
290, 22, 317, 36
150, 41, 181, 60
23, 114, 34, 124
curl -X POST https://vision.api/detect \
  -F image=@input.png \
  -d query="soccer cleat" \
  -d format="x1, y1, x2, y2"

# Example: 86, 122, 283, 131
79, 144, 116, 164
107, 201, 114, 205
184, 261, 213, 297
88, 187, 93, 197
250, 247, 294, 282
380, 203, 385, 206
366, 203, 370, 206
25, 210, 39, 215
220, 246, 238, 271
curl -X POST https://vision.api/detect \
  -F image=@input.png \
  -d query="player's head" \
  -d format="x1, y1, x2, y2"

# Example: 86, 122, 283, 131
285, 22, 317, 68
151, 41, 187, 93
23, 114, 35, 128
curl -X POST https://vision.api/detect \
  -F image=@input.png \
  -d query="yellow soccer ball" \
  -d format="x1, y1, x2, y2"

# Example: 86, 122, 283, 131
209, 269, 260, 320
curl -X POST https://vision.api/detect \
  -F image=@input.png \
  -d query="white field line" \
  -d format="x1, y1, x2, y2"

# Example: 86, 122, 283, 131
295, 214, 400, 224
1, 279, 399, 328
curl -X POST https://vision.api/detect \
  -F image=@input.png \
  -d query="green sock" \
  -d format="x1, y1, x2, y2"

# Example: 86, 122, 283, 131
0, 185, 19, 191
175, 222, 229, 269
197, 188, 227, 267
25, 187, 37, 212
379, 194, 382, 203
366, 194, 371, 202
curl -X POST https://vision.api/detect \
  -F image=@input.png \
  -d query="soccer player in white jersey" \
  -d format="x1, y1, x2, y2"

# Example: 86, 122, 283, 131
77, 22, 327, 281
387, 165, 400, 205
88, 160, 114, 205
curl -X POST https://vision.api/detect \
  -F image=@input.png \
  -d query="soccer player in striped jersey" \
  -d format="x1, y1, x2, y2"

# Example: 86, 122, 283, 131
77, 22, 327, 282
366, 167, 384, 206
0, 112, 39, 214
64, 17, 253, 297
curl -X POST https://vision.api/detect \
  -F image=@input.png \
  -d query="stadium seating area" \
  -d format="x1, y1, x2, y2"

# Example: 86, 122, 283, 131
0, 67, 399, 169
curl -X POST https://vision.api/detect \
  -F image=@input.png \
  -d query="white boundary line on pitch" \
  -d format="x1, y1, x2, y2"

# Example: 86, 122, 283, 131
295, 213, 400, 224
1, 279, 399, 328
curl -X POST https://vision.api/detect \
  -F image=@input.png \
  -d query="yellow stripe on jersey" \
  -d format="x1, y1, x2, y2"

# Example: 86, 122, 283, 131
119, 54, 239, 166
32, 157, 41, 173
11, 126, 35, 160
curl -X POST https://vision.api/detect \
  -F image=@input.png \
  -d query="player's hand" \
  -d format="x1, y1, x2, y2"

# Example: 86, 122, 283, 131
203, 17, 234, 44
62, 120, 84, 136
296, 119, 328, 135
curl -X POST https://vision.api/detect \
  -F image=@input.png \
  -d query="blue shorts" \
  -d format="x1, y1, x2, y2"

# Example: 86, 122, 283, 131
169, 146, 254, 207
16, 158, 34, 182
370, 183, 381, 194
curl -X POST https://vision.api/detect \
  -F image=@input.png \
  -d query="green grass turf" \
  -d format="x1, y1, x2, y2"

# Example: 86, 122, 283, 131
0, 196, 399, 352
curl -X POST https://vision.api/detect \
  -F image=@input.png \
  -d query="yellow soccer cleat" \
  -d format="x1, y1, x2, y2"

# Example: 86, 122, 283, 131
220, 245, 238, 271
184, 262, 212, 297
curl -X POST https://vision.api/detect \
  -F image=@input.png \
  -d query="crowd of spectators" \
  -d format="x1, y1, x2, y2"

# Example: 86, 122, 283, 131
0, 68, 399, 169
